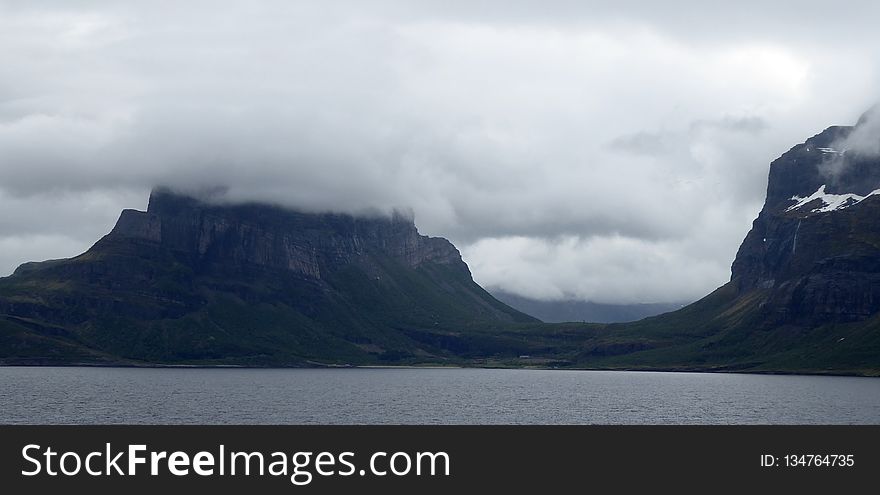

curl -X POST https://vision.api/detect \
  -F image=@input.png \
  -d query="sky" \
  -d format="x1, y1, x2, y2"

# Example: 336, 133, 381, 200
1, 1, 879, 304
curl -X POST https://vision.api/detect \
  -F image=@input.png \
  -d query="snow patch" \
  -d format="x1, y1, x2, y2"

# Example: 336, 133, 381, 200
786, 185, 880, 213
816, 147, 847, 156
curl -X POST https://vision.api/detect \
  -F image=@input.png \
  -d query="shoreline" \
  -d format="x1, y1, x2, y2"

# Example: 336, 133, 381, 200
0, 361, 877, 378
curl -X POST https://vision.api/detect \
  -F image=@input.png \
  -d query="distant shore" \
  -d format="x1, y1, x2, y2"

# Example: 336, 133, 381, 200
1, 360, 877, 378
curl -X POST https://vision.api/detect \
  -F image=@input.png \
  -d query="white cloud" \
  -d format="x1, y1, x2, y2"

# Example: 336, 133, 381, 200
837, 106, 880, 157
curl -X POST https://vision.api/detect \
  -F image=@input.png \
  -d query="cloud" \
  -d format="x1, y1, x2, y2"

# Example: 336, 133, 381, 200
838, 105, 880, 157
817, 105, 880, 181
608, 131, 673, 156
690, 116, 769, 134
467, 187, 758, 304
1, 1, 879, 303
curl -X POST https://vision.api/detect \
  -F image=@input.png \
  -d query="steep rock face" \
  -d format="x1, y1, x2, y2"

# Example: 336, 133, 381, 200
109, 188, 467, 280
731, 113, 880, 323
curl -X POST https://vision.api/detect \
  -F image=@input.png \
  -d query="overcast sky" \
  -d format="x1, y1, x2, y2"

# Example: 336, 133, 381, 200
1, 1, 879, 304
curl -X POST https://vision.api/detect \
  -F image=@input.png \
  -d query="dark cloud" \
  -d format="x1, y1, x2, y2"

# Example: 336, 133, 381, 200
1, 0, 879, 303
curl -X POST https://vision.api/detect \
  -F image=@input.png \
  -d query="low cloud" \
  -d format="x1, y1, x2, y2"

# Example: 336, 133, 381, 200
838, 105, 880, 157
608, 131, 672, 156
690, 116, 769, 134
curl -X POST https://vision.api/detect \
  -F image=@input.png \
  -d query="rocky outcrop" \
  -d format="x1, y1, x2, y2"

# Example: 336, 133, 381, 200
731, 111, 880, 323
107, 188, 468, 280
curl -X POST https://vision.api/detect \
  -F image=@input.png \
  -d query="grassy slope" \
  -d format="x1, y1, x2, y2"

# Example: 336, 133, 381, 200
451, 282, 880, 376
2, 251, 880, 374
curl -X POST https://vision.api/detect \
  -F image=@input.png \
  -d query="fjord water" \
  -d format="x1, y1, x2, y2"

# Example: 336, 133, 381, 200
2, 367, 878, 424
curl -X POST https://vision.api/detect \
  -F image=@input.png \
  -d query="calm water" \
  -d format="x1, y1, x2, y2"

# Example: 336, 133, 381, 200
1, 367, 878, 424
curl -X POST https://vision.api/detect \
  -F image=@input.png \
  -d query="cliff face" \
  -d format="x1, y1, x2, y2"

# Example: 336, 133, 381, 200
109, 188, 467, 280
730, 116, 880, 323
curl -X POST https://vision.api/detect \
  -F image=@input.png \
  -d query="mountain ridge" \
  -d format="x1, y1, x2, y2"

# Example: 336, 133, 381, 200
489, 289, 685, 323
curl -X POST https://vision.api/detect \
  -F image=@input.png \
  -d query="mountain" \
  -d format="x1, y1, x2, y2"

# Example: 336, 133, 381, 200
489, 289, 685, 323
0, 188, 535, 366
555, 111, 880, 374
730, 123, 880, 322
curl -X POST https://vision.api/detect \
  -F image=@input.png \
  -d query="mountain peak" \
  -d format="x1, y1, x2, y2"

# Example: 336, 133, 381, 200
762, 110, 880, 216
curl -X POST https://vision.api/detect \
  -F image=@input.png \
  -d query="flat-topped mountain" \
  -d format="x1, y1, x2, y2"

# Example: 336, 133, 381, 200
0, 188, 534, 365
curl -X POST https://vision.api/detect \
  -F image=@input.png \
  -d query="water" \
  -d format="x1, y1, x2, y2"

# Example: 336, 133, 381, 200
1, 367, 879, 424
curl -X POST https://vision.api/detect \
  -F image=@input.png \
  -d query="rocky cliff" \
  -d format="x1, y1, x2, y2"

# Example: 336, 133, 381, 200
109, 188, 467, 280
731, 112, 880, 323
